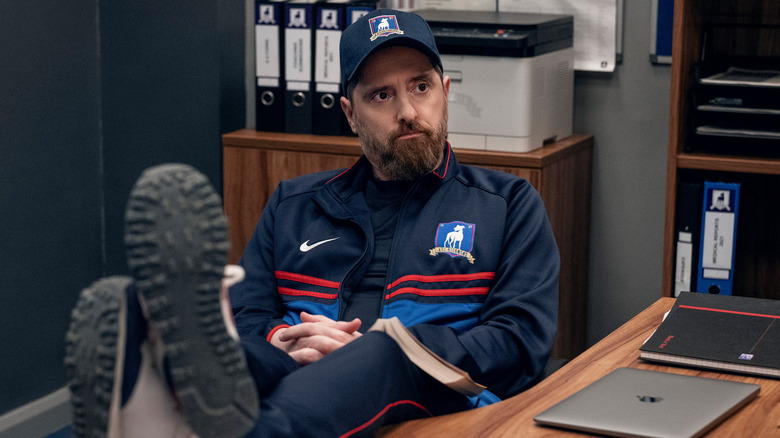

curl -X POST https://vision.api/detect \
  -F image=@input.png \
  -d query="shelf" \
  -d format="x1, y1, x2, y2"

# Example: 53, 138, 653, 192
676, 153, 780, 175
662, 0, 780, 299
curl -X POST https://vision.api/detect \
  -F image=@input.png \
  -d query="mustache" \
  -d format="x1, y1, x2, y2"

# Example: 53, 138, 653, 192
391, 122, 434, 141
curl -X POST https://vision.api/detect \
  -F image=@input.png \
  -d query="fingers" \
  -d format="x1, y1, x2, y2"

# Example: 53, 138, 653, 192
285, 334, 348, 361
300, 312, 362, 334
270, 313, 364, 365
278, 320, 361, 344
288, 348, 324, 366
299, 311, 328, 323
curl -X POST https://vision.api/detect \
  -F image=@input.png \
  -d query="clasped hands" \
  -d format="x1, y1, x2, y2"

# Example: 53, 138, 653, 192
270, 311, 362, 365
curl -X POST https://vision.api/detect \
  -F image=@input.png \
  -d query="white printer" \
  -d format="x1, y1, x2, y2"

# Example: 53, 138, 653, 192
415, 9, 574, 153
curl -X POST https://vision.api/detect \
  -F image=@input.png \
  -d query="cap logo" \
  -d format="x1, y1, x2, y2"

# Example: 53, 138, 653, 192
369, 15, 403, 41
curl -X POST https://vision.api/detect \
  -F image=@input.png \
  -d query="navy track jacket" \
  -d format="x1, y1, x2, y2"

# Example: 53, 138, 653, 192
231, 142, 560, 400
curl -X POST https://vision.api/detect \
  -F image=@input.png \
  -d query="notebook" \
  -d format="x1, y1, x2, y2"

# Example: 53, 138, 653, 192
533, 367, 760, 438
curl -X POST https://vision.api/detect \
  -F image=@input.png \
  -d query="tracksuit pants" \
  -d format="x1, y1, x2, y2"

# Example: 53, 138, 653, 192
240, 331, 472, 437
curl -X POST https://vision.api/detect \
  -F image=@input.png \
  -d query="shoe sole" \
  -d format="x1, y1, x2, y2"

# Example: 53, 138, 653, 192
65, 276, 132, 438
124, 164, 258, 438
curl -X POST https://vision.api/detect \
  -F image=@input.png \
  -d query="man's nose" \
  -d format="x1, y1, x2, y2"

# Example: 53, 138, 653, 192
396, 93, 418, 124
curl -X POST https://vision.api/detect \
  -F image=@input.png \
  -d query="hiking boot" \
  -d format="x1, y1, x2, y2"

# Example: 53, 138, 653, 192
65, 276, 131, 438
124, 163, 258, 438
65, 276, 196, 438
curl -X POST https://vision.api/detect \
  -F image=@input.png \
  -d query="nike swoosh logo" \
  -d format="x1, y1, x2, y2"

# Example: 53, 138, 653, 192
299, 238, 340, 252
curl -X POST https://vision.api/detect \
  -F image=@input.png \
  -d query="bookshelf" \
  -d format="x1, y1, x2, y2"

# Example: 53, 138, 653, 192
222, 130, 593, 360
662, 0, 780, 299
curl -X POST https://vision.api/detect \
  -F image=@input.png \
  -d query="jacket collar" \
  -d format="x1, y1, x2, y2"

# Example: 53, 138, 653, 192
313, 141, 458, 216
327, 140, 455, 192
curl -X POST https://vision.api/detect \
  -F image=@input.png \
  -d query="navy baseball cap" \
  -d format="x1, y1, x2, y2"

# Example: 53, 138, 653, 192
340, 9, 442, 93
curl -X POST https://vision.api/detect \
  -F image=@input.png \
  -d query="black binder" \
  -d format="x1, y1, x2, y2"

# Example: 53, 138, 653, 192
673, 181, 703, 296
313, 1, 347, 135
284, 1, 315, 134
255, 0, 286, 132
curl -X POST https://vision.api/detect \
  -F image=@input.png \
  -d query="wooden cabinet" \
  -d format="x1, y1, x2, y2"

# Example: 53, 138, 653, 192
662, 0, 780, 298
222, 130, 593, 359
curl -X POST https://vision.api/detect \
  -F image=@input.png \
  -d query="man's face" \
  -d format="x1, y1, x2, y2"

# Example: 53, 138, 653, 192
340, 46, 450, 182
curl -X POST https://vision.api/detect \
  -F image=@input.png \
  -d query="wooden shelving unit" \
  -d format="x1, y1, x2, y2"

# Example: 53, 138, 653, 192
662, 0, 780, 299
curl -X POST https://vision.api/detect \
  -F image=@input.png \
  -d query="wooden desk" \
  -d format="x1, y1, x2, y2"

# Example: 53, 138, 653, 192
380, 297, 780, 437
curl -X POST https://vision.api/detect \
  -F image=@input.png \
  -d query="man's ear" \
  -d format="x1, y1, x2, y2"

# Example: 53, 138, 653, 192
443, 75, 451, 99
340, 96, 357, 134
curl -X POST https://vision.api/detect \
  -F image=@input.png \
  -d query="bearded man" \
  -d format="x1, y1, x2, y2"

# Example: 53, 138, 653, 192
67, 9, 559, 438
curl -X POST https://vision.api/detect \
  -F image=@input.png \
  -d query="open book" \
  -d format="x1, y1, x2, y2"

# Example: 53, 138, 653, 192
369, 317, 486, 397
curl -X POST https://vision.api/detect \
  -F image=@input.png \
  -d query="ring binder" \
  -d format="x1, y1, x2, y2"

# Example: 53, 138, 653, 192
255, 0, 286, 132
696, 181, 740, 295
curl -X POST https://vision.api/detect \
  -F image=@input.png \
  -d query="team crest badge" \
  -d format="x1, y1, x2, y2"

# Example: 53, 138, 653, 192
430, 221, 476, 264
369, 15, 404, 41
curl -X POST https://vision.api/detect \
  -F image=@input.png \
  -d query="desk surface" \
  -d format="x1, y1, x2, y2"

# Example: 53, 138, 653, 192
380, 297, 780, 437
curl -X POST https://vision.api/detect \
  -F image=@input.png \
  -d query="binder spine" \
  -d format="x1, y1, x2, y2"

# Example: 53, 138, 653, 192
284, 2, 315, 134
697, 181, 740, 295
313, 3, 346, 135
674, 181, 702, 296
255, 0, 285, 132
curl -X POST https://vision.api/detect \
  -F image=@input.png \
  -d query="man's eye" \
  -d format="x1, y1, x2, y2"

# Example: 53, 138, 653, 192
417, 83, 428, 92
378, 91, 389, 100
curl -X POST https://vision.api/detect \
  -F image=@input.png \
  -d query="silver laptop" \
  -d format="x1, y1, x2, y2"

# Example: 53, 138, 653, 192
533, 367, 760, 438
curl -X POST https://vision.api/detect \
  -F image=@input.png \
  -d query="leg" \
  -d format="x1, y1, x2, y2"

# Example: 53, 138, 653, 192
248, 331, 473, 437
66, 277, 195, 438
124, 163, 258, 438
67, 163, 470, 437
65, 276, 131, 438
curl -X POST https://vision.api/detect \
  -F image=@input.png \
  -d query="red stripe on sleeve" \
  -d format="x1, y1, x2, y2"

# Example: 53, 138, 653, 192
266, 324, 290, 343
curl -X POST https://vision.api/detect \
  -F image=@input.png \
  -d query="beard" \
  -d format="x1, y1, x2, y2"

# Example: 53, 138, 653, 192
354, 107, 448, 183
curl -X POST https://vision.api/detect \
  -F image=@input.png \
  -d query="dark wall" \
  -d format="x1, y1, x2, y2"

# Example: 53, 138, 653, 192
0, 0, 102, 414
100, 1, 224, 275
0, 0, 244, 415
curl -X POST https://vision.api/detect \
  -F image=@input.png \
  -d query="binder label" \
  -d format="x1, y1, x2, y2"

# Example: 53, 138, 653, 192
674, 238, 693, 296
315, 7, 343, 84
286, 6, 313, 82
255, 3, 281, 78
317, 7, 342, 30
701, 188, 736, 272
256, 3, 279, 26
702, 268, 729, 280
